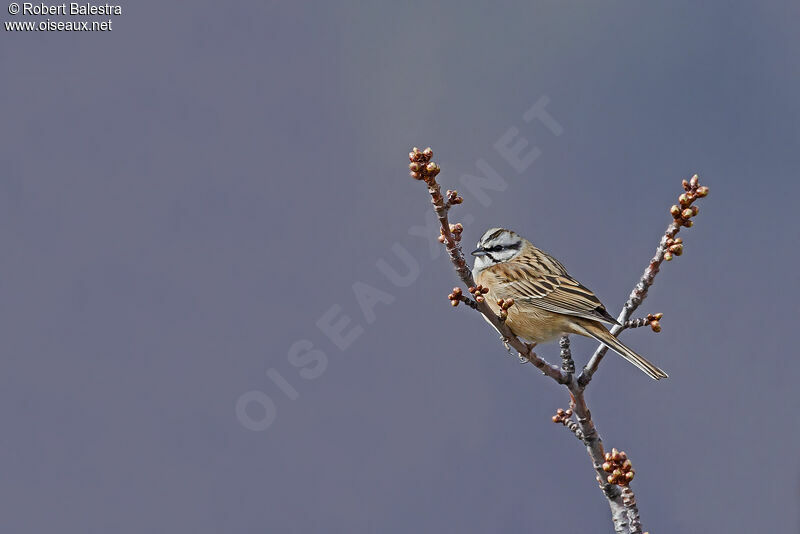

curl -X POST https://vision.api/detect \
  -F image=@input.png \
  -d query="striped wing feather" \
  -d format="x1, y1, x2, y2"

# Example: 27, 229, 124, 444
482, 259, 619, 325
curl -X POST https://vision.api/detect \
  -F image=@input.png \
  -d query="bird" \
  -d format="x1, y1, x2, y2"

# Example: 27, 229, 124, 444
471, 227, 668, 380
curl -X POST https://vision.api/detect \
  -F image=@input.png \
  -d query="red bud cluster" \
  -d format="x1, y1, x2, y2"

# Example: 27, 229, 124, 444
552, 407, 584, 440
663, 237, 683, 261
647, 313, 663, 332
447, 287, 463, 307
446, 189, 464, 206
624, 313, 663, 332
552, 408, 573, 424
663, 174, 708, 262
449, 223, 464, 241
670, 174, 708, 229
496, 298, 515, 321
468, 285, 490, 303
408, 147, 438, 182
602, 448, 635, 486
437, 222, 464, 243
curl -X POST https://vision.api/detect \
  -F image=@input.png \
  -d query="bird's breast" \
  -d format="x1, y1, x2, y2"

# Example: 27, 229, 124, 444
504, 304, 570, 343
480, 291, 570, 344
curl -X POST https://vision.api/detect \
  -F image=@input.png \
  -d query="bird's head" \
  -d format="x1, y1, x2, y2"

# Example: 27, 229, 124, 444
471, 227, 526, 274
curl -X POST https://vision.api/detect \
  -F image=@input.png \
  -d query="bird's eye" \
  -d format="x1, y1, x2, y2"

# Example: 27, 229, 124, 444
490, 245, 503, 252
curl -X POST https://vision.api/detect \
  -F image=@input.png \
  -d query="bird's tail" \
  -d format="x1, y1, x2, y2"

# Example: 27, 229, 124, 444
575, 321, 668, 380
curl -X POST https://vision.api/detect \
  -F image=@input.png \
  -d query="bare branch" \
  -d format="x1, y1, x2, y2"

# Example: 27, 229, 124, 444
552, 407, 584, 441
622, 313, 663, 332
447, 287, 479, 309
566, 380, 632, 533
579, 175, 709, 386
559, 335, 575, 374
622, 487, 643, 534
409, 147, 567, 384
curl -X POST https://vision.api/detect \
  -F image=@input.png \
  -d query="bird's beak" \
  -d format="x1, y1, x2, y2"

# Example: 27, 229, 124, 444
471, 248, 486, 256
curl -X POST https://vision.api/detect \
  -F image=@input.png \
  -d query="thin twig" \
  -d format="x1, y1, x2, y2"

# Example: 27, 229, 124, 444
578, 223, 679, 385
567, 380, 630, 533
559, 335, 575, 374
410, 147, 567, 384
622, 314, 663, 331
552, 408, 584, 441
579, 177, 708, 386
622, 487, 643, 534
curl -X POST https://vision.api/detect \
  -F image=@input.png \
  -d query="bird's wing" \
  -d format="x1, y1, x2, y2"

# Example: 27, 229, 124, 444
482, 261, 619, 325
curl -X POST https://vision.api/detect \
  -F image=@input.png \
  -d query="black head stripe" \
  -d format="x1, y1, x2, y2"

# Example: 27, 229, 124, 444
485, 252, 500, 263
485, 228, 506, 242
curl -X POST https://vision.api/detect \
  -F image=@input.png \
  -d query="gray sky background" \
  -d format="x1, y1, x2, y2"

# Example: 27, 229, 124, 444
2, 1, 799, 532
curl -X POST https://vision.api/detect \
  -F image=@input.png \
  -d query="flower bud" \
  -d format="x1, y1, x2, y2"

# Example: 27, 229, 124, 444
409, 162, 422, 172
690, 174, 699, 188
679, 193, 691, 207
664, 251, 673, 261
423, 147, 433, 158
410, 171, 422, 180
682, 208, 694, 219
670, 205, 681, 217
696, 186, 709, 197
